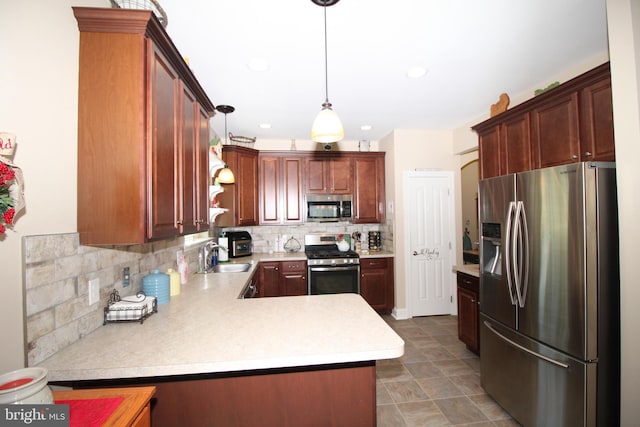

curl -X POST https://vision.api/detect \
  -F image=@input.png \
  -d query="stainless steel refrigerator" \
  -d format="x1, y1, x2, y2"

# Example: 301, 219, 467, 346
478, 162, 619, 427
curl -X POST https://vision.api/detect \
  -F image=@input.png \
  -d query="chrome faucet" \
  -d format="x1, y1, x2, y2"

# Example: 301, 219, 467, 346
199, 241, 229, 273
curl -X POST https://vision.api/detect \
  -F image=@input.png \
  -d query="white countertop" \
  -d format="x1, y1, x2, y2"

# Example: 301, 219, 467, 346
454, 263, 480, 277
37, 262, 404, 382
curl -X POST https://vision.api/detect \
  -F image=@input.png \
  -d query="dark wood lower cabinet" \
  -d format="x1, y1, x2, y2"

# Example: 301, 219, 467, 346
360, 257, 394, 314
457, 272, 480, 354
67, 362, 376, 427
257, 260, 307, 297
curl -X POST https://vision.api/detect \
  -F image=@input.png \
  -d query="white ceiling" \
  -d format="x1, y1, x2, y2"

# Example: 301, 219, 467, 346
156, 0, 609, 142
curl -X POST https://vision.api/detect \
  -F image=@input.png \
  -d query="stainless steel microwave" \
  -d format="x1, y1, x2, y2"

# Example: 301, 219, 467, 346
306, 194, 353, 222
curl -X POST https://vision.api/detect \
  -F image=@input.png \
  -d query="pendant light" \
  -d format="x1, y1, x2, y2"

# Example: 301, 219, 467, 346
215, 105, 235, 184
310, 0, 344, 145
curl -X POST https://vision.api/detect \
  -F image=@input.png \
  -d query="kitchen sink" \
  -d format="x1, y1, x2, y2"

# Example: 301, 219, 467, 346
211, 263, 252, 273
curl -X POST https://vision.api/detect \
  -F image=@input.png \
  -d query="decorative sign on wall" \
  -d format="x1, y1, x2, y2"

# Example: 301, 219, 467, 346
412, 247, 441, 260
0, 132, 25, 237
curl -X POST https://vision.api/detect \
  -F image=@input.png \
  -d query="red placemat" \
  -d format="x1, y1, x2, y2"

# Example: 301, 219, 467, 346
55, 397, 124, 427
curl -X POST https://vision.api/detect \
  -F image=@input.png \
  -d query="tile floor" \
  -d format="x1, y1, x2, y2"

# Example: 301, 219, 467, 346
376, 315, 522, 427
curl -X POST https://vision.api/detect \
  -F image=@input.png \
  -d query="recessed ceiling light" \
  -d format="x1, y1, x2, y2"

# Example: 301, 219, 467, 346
360, 125, 372, 131
248, 58, 269, 71
407, 66, 427, 79
259, 123, 272, 129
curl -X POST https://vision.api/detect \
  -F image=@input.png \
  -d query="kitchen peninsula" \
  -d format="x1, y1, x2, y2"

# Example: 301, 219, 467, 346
37, 262, 404, 427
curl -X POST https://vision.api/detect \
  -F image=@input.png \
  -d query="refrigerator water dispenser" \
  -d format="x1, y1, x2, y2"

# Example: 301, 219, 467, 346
481, 223, 502, 275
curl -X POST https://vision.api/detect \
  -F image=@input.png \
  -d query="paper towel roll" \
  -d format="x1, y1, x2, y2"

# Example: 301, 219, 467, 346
218, 237, 229, 262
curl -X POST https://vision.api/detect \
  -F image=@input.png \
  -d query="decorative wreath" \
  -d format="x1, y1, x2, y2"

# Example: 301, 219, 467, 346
0, 132, 25, 236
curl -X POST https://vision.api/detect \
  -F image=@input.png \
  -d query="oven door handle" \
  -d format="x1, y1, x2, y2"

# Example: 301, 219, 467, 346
308, 266, 359, 272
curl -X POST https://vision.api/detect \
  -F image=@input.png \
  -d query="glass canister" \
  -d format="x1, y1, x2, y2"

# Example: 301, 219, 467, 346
143, 269, 170, 304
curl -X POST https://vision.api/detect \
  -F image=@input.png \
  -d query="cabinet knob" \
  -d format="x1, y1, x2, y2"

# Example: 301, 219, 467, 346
572, 154, 578, 159
584, 151, 592, 157
176, 220, 183, 225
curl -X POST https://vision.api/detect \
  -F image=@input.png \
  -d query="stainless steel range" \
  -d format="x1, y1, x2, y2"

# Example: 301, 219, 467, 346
305, 233, 360, 295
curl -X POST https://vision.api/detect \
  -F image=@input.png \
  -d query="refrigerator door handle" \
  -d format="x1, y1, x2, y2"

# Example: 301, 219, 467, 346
513, 201, 530, 307
505, 201, 517, 305
484, 321, 569, 369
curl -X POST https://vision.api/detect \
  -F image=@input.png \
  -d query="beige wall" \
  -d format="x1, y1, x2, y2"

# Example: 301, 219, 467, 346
606, 0, 640, 423
379, 129, 457, 316
0, 0, 108, 373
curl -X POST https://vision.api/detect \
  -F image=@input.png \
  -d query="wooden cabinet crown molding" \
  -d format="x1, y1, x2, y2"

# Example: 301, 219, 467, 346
73, 7, 214, 113
472, 62, 610, 134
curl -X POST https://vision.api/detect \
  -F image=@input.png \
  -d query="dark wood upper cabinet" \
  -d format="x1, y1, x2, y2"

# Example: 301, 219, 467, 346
353, 154, 386, 224
217, 146, 259, 227
473, 62, 615, 179
502, 113, 533, 174
305, 156, 352, 194
74, 7, 215, 245
258, 153, 304, 225
531, 92, 581, 168
580, 75, 615, 161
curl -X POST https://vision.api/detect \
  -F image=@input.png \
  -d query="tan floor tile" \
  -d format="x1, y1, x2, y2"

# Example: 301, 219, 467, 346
377, 381, 395, 405
396, 400, 451, 427
377, 315, 515, 426
468, 393, 513, 421
449, 373, 484, 395
432, 359, 477, 376
377, 363, 414, 382
377, 404, 408, 427
417, 376, 465, 399
404, 361, 445, 379
384, 380, 429, 403
434, 396, 489, 425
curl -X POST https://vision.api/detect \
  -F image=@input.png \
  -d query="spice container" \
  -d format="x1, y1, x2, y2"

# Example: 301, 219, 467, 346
368, 231, 381, 251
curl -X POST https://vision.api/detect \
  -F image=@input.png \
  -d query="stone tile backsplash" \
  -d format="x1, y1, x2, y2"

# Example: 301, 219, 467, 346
24, 221, 393, 367
23, 232, 200, 366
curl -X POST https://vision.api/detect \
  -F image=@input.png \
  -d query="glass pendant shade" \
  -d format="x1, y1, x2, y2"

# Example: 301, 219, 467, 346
311, 104, 344, 143
217, 167, 235, 184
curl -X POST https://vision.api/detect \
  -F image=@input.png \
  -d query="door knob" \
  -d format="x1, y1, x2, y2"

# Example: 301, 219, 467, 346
412, 251, 418, 256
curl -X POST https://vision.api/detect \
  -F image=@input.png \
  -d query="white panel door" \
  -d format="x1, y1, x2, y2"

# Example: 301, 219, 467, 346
404, 171, 455, 317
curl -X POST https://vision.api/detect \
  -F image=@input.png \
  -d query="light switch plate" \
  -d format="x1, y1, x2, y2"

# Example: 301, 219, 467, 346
88, 278, 99, 305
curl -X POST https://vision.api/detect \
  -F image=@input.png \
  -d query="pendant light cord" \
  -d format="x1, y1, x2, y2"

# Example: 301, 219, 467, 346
323, 2, 330, 106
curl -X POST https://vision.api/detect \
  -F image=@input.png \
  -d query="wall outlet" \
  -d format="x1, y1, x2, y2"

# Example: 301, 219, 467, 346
123, 267, 130, 287
88, 278, 99, 306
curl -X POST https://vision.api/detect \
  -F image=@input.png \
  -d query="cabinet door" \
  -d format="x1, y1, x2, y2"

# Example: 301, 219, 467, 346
359, 258, 394, 312
580, 77, 615, 161
218, 147, 259, 227
195, 105, 211, 231
148, 45, 180, 240
178, 83, 198, 235
282, 157, 304, 223
457, 287, 479, 353
280, 261, 307, 296
258, 262, 280, 297
502, 113, 532, 174
259, 155, 280, 224
329, 158, 352, 194
478, 126, 502, 179
305, 157, 352, 194
305, 159, 327, 193
353, 155, 385, 224
531, 92, 580, 168
237, 151, 258, 225
258, 155, 304, 225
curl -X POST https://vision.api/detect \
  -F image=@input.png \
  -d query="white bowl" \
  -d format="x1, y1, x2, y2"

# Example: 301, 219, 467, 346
0, 367, 53, 404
